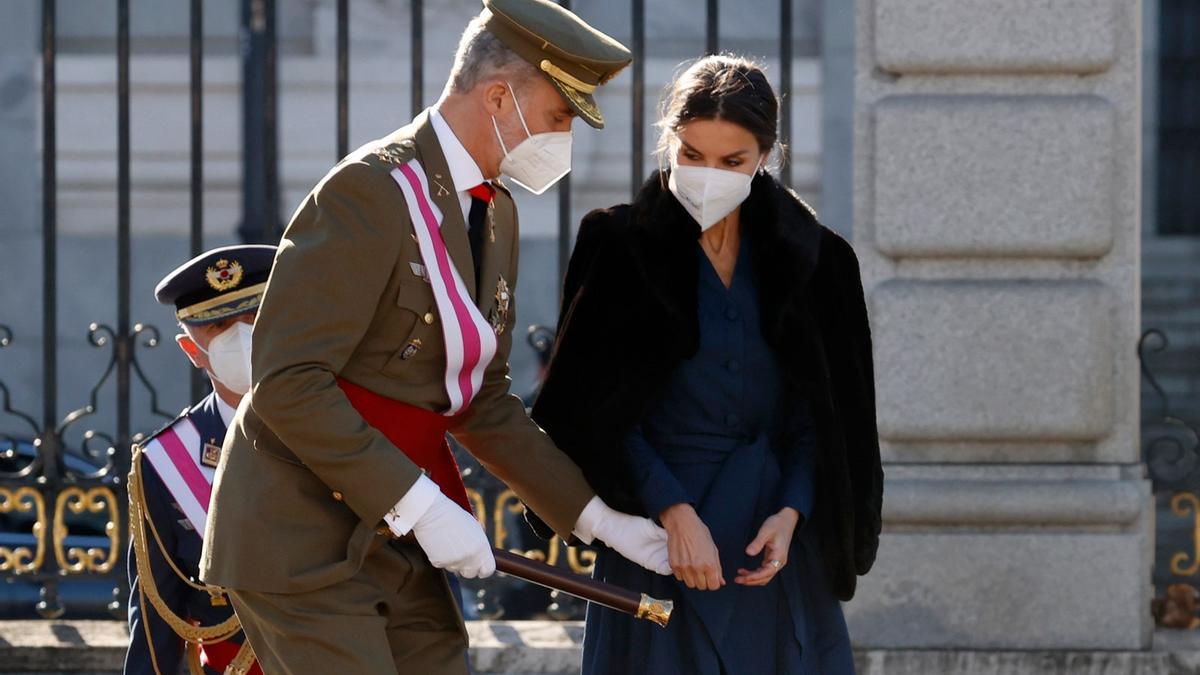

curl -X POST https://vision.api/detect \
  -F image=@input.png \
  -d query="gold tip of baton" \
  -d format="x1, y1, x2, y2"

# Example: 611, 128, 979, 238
636, 593, 673, 628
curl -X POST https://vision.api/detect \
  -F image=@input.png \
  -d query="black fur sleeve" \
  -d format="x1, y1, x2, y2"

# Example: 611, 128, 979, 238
816, 229, 884, 575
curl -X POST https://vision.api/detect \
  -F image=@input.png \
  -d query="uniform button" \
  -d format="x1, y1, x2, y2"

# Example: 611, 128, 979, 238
726, 359, 741, 373
423, 312, 436, 325
376, 526, 391, 537
331, 491, 344, 501
725, 413, 740, 427
725, 307, 740, 321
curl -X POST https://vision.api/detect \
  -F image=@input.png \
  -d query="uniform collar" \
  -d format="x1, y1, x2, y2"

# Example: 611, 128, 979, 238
430, 109, 487, 195
215, 394, 236, 429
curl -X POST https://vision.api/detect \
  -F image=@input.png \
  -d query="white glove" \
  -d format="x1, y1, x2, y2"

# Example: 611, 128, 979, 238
385, 475, 495, 579
573, 496, 672, 575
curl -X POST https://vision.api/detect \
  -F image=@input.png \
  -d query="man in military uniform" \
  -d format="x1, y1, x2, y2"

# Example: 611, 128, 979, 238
200, 1, 672, 673
125, 245, 275, 675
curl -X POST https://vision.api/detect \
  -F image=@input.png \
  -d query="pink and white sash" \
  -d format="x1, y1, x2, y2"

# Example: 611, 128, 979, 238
142, 418, 214, 535
389, 159, 499, 415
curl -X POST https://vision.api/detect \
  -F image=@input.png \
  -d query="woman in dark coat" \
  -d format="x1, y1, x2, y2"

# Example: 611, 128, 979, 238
527, 55, 883, 675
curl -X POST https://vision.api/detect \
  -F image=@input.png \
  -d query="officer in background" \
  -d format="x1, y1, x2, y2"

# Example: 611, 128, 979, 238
125, 245, 275, 675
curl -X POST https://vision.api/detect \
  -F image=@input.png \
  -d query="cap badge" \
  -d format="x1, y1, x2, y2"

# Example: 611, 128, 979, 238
206, 259, 244, 292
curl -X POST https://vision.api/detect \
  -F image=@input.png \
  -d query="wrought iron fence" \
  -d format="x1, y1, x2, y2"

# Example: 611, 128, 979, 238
1, 0, 801, 620
1140, 328, 1200, 614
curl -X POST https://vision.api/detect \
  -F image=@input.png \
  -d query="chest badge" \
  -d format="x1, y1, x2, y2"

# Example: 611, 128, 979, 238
201, 440, 222, 468
490, 276, 511, 336
400, 338, 423, 360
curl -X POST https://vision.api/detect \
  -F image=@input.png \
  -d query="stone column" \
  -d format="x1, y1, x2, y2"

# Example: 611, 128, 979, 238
846, 0, 1150, 650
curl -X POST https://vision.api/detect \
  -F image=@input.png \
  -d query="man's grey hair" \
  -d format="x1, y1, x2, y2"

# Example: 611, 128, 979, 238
446, 12, 539, 94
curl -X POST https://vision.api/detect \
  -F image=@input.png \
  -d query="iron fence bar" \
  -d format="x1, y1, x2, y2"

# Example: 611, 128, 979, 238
411, 0, 423, 118
40, 0, 56, 438
630, 0, 645, 194
779, 0, 792, 186
336, 0, 349, 160
706, 0, 718, 55
117, 0, 131, 460
38, 0, 64, 619
263, 0, 278, 242
556, 0, 572, 292
189, 0, 205, 401
114, 0, 133, 616
237, 0, 278, 244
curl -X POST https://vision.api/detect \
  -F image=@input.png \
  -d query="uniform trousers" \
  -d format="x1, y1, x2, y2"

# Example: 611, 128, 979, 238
229, 537, 469, 675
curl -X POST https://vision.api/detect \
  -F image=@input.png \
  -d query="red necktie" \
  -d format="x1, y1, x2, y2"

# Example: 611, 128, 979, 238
467, 182, 495, 204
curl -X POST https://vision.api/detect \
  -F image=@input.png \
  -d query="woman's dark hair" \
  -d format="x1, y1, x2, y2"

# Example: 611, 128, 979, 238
656, 54, 782, 171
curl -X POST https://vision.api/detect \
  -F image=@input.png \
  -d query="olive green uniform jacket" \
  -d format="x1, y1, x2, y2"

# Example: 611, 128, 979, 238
200, 109, 595, 594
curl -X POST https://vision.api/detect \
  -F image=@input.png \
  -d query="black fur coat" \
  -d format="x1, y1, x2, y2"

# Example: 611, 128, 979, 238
527, 170, 883, 601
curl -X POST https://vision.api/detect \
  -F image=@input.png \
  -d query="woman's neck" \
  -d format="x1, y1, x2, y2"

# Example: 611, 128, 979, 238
699, 208, 741, 288
700, 209, 741, 253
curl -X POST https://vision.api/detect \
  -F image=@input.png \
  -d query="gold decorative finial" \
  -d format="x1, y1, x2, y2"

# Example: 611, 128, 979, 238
636, 593, 673, 627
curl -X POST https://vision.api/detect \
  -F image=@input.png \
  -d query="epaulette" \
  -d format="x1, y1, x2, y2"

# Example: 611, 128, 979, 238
137, 406, 191, 448
365, 137, 417, 172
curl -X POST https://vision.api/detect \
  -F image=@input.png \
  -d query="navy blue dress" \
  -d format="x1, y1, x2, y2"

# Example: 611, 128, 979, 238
581, 243, 855, 675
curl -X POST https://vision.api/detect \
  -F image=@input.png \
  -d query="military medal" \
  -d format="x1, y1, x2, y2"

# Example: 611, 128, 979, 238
400, 338, 422, 360
488, 200, 496, 243
490, 276, 511, 335
201, 439, 222, 468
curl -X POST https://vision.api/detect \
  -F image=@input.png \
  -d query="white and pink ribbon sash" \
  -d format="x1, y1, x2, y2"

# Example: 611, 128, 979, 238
390, 159, 499, 416
142, 418, 214, 535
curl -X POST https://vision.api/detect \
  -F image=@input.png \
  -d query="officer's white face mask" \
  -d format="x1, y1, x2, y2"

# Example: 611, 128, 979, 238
198, 321, 253, 396
491, 82, 573, 195
668, 159, 761, 232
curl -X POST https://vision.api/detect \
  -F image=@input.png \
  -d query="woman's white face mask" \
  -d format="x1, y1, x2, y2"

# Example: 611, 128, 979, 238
197, 321, 253, 395
491, 82, 573, 195
667, 159, 761, 231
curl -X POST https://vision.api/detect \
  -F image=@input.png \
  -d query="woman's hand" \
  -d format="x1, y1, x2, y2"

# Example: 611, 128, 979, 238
660, 503, 725, 591
735, 507, 800, 586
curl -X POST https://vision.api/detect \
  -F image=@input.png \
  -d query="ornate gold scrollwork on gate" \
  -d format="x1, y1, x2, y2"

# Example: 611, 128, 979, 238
466, 487, 487, 530
491, 488, 595, 574
1170, 492, 1200, 577
0, 486, 47, 574
53, 486, 120, 574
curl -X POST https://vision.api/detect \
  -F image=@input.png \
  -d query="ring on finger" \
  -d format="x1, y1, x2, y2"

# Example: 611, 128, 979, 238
768, 559, 782, 569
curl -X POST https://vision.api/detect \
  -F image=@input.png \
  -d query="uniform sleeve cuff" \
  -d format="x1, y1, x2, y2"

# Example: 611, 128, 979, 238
383, 473, 440, 536
571, 495, 607, 545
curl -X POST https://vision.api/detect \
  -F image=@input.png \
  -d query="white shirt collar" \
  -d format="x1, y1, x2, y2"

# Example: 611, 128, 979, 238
215, 394, 237, 429
430, 109, 487, 201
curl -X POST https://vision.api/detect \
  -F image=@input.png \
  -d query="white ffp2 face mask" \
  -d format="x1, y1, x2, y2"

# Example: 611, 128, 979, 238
198, 321, 253, 396
668, 161, 760, 231
491, 83, 573, 195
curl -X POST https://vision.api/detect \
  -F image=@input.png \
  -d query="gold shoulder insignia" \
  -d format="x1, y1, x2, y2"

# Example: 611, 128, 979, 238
372, 142, 413, 167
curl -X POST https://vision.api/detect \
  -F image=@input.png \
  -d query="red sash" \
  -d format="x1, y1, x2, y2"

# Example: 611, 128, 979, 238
200, 639, 262, 675
336, 377, 472, 512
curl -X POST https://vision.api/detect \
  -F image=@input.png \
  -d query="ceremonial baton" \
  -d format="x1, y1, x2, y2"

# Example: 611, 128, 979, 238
492, 548, 673, 627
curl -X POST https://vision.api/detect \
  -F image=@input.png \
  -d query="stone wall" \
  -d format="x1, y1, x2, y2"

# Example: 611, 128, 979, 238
845, 0, 1152, 650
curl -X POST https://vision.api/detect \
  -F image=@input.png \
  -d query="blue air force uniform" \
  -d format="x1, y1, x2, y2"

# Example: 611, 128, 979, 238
125, 244, 275, 675
126, 393, 238, 675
